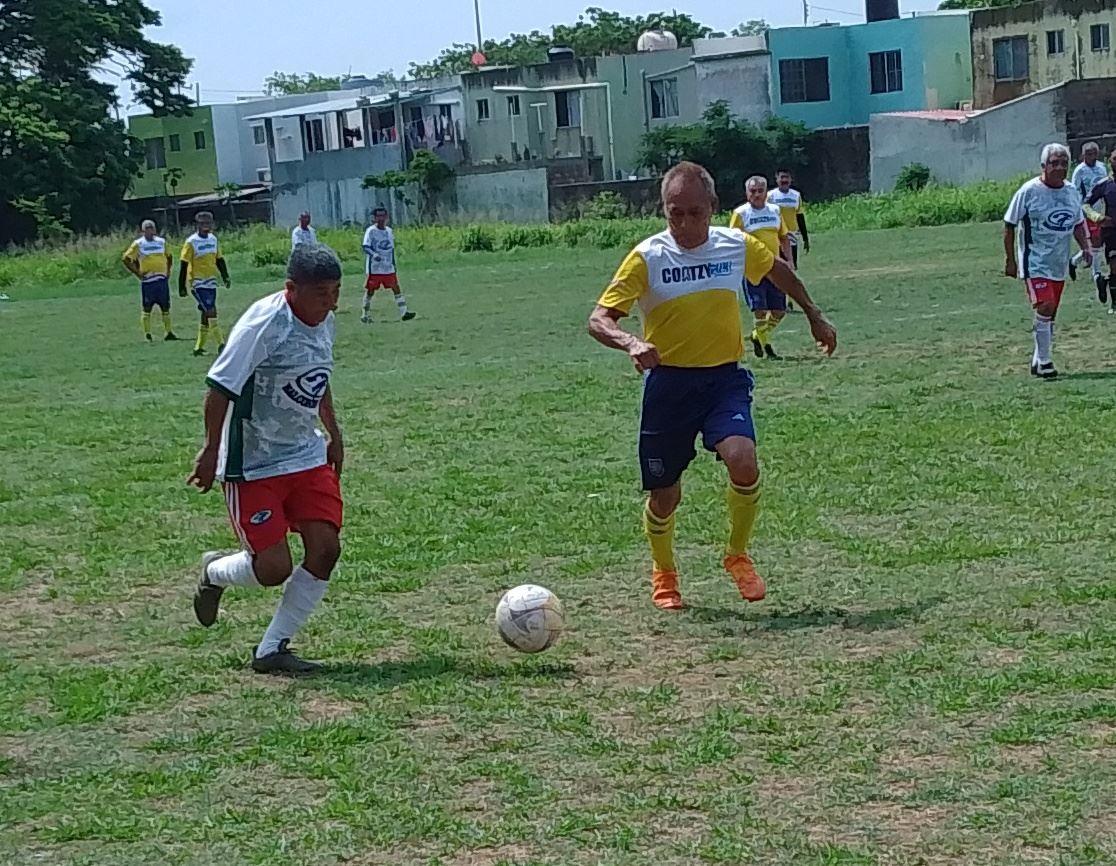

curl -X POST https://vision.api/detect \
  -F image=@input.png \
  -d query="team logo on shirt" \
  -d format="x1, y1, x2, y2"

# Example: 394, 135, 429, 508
282, 366, 330, 408
1044, 210, 1078, 231
660, 261, 734, 284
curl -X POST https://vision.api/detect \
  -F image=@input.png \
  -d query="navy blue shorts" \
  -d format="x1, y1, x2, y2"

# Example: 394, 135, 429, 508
141, 276, 170, 311
639, 363, 757, 490
192, 286, 217, 313
744, 277, 786, 313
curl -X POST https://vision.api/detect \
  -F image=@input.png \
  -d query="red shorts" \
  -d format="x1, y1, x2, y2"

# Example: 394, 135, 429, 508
223, 464, 342, 553
1026, 278, 1066, 309
365, 273, 399, 291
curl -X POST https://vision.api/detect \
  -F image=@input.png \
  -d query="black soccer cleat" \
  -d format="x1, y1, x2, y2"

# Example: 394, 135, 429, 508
401, 311, 416, 321
751, 337, 763, 359
1069, 262, 1078, 281
164, 331, 181, 341
251, 639, 322, 676
1096, 274, 1108, 304
764, 344, 782, 361
145, 333, 153, 342
1035, 362, 1058, 380
192, 348, 206, 357
193, 551, 225, 627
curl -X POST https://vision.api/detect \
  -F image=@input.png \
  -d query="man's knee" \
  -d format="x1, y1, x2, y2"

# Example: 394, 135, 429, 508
1035, 301, 1057, 318
770, 311, 786, 323
648, 484, 682, 519
253, 542, 293, 586
718, 437, 759, 486
302, 523, 341, 577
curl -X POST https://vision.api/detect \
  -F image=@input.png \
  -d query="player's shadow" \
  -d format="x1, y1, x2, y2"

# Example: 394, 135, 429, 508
308, 655, 576, 689
684, 597, 941, 633
1058, 371, 1116, 381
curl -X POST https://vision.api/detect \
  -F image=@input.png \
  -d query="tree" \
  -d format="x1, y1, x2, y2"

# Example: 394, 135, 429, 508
937, 0, 1018, 8
363, 150, 454, 224
409, 7, 711, 78
731, 20, 769, 37
264, 70, 400, 95
637, 102, 811, 201
0, 0, 192, 245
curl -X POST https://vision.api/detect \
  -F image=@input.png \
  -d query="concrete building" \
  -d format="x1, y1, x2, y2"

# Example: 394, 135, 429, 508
767, 10, 973, 129
692, 35, 772, 125
870, 77, 1116, 191
126, 93, 351, 200
971, 0, 1116, 108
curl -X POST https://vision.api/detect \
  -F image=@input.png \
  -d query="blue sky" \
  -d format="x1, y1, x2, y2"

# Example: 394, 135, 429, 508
122, 0, 942, 113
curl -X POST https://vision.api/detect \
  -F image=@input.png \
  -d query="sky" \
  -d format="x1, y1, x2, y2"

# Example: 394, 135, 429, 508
120, 0, 943, 114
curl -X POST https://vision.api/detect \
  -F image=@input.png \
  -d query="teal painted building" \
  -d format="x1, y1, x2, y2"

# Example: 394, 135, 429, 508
768, 11, 973, 129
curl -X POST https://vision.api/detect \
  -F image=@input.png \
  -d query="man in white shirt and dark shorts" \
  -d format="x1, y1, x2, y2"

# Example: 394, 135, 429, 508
188, 244, 345, 675
1004, 143, 1093, 380
291, 211, 318, 250
361, 206, 415, 323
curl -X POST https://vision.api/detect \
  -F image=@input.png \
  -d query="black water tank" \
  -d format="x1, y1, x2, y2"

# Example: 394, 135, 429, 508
866, 0, 899, 22
548, 46, 575, 62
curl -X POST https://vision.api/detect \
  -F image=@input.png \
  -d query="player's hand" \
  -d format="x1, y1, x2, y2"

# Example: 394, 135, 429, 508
327, 437, 345, 477
628, 340, 661, 373
1004, 260, 1018, 279
1083, 250, 1094, 267
807, 313, 837, 356
804, 243, 811, 254
223, 278, 231, 289
179, 288, 188, 298
187, 446, 219, 493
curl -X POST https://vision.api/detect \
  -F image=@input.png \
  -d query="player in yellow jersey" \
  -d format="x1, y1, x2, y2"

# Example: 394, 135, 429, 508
767, 169, 810, 267
178, 212, 231, 356
122, 219, 179, 342
730, 176, 791, 360
588, 162, 837, 611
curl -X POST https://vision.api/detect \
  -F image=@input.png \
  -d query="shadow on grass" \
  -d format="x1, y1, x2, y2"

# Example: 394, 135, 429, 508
310, 655, 578, 689
1058, 371, 1116, 381
684, 597, 942, 633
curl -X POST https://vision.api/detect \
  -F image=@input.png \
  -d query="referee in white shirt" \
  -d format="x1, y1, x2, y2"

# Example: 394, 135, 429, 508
291, 212, 317, 250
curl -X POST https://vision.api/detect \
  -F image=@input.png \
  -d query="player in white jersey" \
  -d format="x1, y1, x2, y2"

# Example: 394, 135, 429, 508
1070, 142, 1109, 292
1004, 144, 1093, 380
361, 207, 415, 323
291, 211, 318, 250
188, 245, 345, 675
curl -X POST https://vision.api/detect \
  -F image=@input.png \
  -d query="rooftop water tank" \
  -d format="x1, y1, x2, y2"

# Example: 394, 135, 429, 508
637, 29, 679, 52
866, 0, 900, 23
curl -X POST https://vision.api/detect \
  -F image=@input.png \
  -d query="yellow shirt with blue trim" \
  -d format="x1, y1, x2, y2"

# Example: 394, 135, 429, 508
181, 232, 224, 289
729, 203, 788, 266
598, 227, 775, 368
123, 236, 171, 282
766, 187, 804, 236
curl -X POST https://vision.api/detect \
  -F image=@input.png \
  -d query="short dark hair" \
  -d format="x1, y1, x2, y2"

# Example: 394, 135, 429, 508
776, 168, 792, 176
373, 206, 388, 216
287, 243, 342, 284
195, 211, 214, 223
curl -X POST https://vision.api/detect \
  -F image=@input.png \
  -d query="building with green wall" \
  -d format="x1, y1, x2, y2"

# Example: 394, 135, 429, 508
126, 108, 219, 199
768, 11, 974, 129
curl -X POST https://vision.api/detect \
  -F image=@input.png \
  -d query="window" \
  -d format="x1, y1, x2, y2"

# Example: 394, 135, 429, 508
507, 94, 521, 116
555, 90, 581, 128
256, 168, 271, 183
143, 137, 166, 169
304, 117, 325, 152
868, 50, 903, 94
650, 78, 680, 118
476, 98, 490, 121
779, 58, 830, 104
1092, 23, 1110, 52
252, 125, 266, 145
993, 36, 1029, 81
168, 134, 181, 153
1046, 29, 1065, 56
193, 130, 206, 150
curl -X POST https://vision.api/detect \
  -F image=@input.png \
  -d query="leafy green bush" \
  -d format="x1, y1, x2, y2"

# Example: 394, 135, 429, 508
251, 246, 289, 268
895, 163, 932, 192
502, 226, 554, 250
458, 225, 495, 253
582, 192, 629, 220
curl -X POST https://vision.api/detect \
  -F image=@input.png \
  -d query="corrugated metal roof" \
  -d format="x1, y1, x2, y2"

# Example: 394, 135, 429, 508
877, 109, 981, 121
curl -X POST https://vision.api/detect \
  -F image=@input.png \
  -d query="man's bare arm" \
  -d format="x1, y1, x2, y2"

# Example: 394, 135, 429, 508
587, 305, 661, 372
186, 387, 231, 493
1003, 224, 1018, 277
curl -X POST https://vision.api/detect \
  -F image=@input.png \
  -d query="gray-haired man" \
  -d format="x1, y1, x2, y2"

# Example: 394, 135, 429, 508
187, 244, 345, 675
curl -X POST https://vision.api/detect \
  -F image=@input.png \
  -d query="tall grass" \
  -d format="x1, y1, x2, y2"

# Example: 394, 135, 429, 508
0, 178, 1028, 287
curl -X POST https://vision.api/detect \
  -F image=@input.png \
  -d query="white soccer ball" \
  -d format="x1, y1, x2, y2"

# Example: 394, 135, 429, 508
495, 584, 564, 654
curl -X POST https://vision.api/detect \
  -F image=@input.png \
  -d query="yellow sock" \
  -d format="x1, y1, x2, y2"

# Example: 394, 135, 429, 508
766, 314, 783, 342
141, 312, 151, 336
753, 316, 772, 347
726, 479, 761, 557
162, 311, 173, 335
208, 322, 224, 346
643, 502, 677, 572
195, 324, 208, 351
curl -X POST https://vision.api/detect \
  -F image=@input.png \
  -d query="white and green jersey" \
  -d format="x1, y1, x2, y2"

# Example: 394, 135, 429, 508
205, 291, 335, 482
1072, 161, 1109, 201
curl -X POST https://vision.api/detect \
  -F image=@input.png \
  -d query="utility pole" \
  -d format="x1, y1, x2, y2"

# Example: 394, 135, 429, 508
803, 0, 809, 25
195, 82, 201, 105
473, 0, 483, 51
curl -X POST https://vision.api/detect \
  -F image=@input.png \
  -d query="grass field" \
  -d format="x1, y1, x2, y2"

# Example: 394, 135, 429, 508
4, 222, 1116, 866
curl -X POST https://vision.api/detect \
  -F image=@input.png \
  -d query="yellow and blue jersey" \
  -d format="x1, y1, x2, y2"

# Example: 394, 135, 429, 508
123, 236, 171, 283
730, 203, 788, 267
598, 227, 775, 368
767, 187, 804, 236
181, 232, 224, 289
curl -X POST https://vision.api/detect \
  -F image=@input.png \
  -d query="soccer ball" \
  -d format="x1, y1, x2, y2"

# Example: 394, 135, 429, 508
495, 584, 564, 654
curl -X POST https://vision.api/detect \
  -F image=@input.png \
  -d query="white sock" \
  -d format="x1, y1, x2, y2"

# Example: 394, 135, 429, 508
361, 292, 371, 313
1034, 314, 1053, 365
1093, 256, 1103, 278
395, 293, 408, 315
206, 550, 261, 588
255, 566, 329, 658
1072, 251, 1084, 267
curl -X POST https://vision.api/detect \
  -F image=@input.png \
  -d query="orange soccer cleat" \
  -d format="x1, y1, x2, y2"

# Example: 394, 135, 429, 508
724, 554, 766, 602
651, 569, 684, 611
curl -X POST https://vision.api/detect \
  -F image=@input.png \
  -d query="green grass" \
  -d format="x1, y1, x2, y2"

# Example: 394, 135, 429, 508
4, 222, 1116, 865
